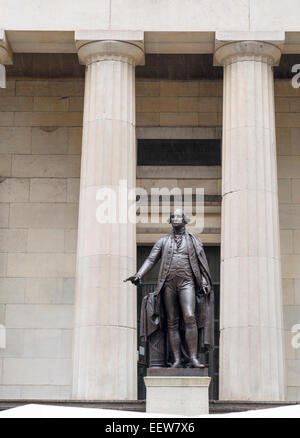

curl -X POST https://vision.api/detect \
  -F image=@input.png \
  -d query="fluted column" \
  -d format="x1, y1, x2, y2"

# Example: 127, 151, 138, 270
215, 41, 285, 400
72, 40, 144, 400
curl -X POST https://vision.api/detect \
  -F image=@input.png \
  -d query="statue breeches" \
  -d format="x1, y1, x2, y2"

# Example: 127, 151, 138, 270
162, 275, 196, 330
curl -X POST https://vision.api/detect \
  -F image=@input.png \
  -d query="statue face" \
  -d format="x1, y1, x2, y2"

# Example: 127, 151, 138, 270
170, 210, 185, 228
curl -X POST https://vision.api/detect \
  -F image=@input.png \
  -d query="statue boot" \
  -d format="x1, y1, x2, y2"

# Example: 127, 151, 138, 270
185, 320, 205, 368
190, 355, 205, 368
169, 330, 182, 368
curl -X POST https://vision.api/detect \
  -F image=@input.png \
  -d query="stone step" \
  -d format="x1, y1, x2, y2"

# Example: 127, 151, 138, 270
0, 399, 299, 414
0, 400, 146, 412
210, 400, 300, 414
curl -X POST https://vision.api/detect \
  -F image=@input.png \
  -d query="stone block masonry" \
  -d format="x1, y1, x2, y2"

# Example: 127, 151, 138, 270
0, 79, 82, 399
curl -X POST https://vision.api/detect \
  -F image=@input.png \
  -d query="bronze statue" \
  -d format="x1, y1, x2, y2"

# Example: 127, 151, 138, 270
125, 209, 214, 369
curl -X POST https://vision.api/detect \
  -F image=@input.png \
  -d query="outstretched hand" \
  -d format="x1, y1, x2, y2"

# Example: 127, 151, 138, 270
124, 275, 141, 286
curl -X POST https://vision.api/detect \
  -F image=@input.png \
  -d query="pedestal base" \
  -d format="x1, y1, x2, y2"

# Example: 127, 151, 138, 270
144, 368, 211, 416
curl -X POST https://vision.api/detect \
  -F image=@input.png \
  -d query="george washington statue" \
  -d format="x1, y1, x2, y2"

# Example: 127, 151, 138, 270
125, 209, 214, 369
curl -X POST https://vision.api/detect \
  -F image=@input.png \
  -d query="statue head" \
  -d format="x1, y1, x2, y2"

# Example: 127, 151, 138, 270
167, 208, 190, 229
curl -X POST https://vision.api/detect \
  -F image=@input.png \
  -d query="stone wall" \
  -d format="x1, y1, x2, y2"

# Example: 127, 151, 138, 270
135, 79, 223, 245
136, 80, 223, 127
0, 79, 83, 399
276, 83, 300, 401
0, 77, 299, 400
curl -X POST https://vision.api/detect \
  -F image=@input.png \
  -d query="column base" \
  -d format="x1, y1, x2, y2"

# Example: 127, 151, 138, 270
144, 370, 211, 416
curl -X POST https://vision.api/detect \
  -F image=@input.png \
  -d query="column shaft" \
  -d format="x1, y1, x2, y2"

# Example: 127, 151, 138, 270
216, 41, 285, 400
72, 41, 143, 400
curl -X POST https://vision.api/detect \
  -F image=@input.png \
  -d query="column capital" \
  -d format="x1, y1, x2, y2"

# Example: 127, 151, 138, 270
75, 30, 144, 66
214, 40, 282, 67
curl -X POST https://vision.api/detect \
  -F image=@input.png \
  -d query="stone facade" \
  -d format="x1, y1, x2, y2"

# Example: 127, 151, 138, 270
0, 79, 82, 399
0, 76, 299, 400
276, 85, 300, 402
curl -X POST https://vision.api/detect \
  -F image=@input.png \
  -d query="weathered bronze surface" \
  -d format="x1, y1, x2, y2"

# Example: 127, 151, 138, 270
125, 209, 214, 369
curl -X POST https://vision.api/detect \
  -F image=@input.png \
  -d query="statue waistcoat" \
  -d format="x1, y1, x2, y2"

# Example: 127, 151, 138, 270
167, 234, 193, 280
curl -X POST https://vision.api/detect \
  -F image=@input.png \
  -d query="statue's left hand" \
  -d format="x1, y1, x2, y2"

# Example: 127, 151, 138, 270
202, 285, 210, 295
201, 278, 210, 295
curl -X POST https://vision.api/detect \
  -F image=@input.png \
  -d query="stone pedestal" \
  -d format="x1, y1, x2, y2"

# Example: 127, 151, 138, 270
215, 41, 285, 401
72, 39, 144, 400
144, 368, 210, 416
